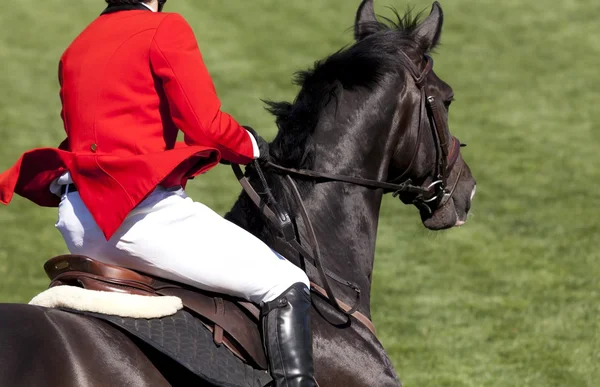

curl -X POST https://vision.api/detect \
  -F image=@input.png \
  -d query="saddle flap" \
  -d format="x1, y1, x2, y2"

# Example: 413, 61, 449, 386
159, 287, 267, 369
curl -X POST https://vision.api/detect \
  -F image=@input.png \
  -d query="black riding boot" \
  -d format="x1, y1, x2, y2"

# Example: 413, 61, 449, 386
261, 282, 316, 387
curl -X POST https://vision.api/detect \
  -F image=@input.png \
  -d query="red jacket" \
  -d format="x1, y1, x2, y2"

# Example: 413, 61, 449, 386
0, 9, 255, 239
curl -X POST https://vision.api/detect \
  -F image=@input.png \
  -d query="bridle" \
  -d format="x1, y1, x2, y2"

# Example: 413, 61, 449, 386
389, 53, 464, 214
232, 53, 464, 335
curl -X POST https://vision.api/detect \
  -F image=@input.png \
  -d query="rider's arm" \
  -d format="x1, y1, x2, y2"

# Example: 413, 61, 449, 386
150, 13, 259, 164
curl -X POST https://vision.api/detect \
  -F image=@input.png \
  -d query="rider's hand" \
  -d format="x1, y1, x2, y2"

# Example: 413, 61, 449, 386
243, 126, 270, 164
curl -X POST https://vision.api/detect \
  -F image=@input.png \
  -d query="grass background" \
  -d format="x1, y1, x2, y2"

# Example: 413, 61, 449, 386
0, 0, 598, 386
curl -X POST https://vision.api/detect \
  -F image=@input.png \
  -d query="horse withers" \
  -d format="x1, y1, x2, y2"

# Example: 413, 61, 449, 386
0, 1, 475, 386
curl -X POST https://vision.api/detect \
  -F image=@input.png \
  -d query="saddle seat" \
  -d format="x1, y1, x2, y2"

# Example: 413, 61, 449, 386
44, 254, 268, 370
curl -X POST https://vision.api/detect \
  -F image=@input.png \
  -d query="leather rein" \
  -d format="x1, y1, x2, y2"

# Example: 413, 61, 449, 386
232, 54, 463, 336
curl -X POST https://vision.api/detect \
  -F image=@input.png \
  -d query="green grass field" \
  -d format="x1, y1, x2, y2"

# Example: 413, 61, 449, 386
1, 0, 598, 386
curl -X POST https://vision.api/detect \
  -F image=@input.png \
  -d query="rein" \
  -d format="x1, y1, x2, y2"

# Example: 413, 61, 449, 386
265, 162, 431, 196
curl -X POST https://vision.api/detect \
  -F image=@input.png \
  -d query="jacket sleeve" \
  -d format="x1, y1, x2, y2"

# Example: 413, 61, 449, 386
150, 13, 257, 164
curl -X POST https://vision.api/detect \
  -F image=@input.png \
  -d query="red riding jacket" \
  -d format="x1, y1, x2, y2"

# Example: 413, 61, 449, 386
0, 9, 256, 239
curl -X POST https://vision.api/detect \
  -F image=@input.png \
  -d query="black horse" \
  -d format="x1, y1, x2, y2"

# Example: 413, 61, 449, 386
0, 1, 475, 386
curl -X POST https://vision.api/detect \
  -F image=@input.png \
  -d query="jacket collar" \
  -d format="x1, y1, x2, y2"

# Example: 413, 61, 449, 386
101, 4, 152, 15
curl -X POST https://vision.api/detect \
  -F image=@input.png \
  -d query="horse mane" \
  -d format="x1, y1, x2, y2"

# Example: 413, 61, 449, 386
264, 7, 426, 170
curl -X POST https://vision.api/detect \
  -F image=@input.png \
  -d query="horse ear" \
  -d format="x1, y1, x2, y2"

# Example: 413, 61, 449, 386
354, 0, 379, 41
413, 2, 444, 52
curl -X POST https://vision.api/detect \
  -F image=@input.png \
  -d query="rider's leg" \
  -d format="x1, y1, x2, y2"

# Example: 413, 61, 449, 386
56, 186, 316, 386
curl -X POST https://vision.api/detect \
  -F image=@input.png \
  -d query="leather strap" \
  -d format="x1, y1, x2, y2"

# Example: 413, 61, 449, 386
414, 55, 433, 88
389, 90, 427, 185
265, 162, 430, 195
213, 298, 225, 346
310, 282, 375, 335
426, 96, 448, 182
436, 153, 465, 209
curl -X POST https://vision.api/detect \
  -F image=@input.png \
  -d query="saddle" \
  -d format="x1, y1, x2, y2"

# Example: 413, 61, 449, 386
44, 253, 376, 372
44, 254, 268, 370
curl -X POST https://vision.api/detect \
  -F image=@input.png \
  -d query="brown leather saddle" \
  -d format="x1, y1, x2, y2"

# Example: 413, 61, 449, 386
44, 253, 376, 372
44, 254, 268, 370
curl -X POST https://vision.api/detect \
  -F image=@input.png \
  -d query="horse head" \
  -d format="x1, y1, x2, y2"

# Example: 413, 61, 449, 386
353, 0, 475, 229
267, 0, 475, 232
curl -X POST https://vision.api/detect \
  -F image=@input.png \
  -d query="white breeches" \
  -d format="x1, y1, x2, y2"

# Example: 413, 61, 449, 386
55, 186, 309, 304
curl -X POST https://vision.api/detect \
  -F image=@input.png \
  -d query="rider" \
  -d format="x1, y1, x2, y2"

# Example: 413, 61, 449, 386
0, 0, 315, 385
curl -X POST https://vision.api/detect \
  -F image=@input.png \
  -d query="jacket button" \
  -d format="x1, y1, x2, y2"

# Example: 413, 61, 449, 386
90, 143, 98, 152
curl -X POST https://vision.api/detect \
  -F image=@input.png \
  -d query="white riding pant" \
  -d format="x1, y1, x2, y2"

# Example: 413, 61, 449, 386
55, 186, 309, 304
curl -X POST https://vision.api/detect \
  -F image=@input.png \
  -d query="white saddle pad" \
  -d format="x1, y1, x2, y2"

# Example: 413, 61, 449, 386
29, 285, 183, 319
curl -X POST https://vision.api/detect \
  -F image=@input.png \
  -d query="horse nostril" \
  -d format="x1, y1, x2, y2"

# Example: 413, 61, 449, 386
470, 185, 477, 201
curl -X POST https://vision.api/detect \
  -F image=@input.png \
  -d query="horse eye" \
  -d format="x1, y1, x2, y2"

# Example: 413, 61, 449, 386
444, 97, 454, 108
